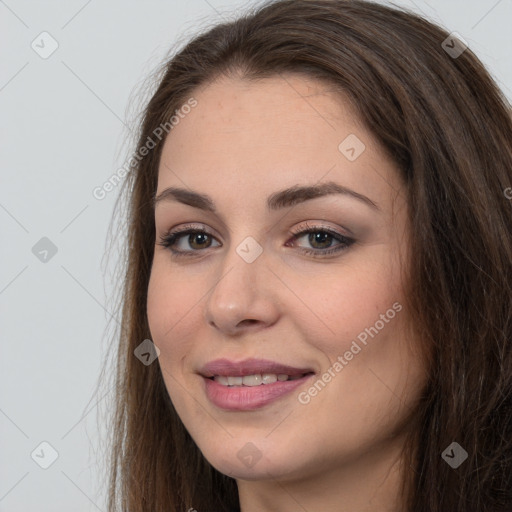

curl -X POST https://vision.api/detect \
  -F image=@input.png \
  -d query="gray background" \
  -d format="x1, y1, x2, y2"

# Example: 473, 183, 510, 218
1, 0, 510, 510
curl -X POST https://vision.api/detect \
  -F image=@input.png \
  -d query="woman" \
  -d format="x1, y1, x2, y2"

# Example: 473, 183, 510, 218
104, 1, 512, 510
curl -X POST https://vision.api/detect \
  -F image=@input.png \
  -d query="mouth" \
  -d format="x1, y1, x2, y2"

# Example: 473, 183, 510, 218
199, 357, 314, 379
207, 372, 313, 387
199, 358, 316, 410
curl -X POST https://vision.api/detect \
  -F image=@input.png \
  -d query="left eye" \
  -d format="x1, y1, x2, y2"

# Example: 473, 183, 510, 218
288, 226, 355, 257
157, 225, 355, 258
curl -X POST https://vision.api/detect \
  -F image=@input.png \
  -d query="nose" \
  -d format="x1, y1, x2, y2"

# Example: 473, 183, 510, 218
203, 241, 280, 336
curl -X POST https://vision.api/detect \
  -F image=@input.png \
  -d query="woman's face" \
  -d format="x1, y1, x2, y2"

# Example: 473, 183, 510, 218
147, 74, 426, 486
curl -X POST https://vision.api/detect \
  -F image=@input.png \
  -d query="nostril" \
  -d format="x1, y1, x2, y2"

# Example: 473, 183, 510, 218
238, 319, 258, 327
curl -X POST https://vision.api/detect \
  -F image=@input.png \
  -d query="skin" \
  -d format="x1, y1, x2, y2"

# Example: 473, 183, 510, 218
147, 74, 428, 512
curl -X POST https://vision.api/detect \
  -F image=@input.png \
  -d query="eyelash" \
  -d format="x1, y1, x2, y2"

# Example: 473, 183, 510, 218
156, 222, 355, 259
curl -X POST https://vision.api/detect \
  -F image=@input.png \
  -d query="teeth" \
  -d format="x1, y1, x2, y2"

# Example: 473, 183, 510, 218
215, 375, 229, 386
242, 374, 262, 386
262, 373, 277, 384
212, 373, 306, 386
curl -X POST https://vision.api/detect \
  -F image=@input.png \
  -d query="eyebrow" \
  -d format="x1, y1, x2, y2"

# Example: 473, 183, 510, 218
153, 180, 380, 212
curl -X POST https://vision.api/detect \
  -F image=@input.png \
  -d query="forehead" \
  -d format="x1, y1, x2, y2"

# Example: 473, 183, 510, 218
193, 73, 350, 114
172, 73, 359, 142
162, 73, 362, 157
156, 74, 400, 212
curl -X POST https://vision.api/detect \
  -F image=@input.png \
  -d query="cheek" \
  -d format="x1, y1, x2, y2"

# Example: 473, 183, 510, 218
288, 250, 403, 357
146, 259, 198, 362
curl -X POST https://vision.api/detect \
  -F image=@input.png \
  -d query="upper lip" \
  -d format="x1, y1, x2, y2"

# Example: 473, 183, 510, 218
199, 358, 314, 378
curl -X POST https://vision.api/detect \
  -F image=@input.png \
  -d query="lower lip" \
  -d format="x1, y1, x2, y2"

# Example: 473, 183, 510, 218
203, 375, 314, 411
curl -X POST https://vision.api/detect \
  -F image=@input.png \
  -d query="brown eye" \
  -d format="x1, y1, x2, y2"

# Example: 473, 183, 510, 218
157, 227, 221, 257
187, 232, 212, 249
289, 225, 355, 258
306, 231, 335, 249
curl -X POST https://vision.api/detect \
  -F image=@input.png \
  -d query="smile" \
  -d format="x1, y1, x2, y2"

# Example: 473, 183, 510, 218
210, 373, 310, 386
203, 373, 314, 410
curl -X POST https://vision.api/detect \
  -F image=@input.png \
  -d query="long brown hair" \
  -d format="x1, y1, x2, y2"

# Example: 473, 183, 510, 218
102, 1, 512, 510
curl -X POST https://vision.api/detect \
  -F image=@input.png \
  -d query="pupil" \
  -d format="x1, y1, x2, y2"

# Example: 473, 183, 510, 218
191, 233, 210, 248
309, 232, 331, 249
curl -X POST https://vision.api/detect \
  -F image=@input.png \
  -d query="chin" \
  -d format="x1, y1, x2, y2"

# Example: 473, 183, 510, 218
198, 440, 307, 482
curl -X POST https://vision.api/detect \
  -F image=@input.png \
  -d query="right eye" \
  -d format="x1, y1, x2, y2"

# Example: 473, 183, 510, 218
157, 226, 221, 257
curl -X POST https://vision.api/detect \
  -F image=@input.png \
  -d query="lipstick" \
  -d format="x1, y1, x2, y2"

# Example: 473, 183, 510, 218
199, 358, 315, 410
